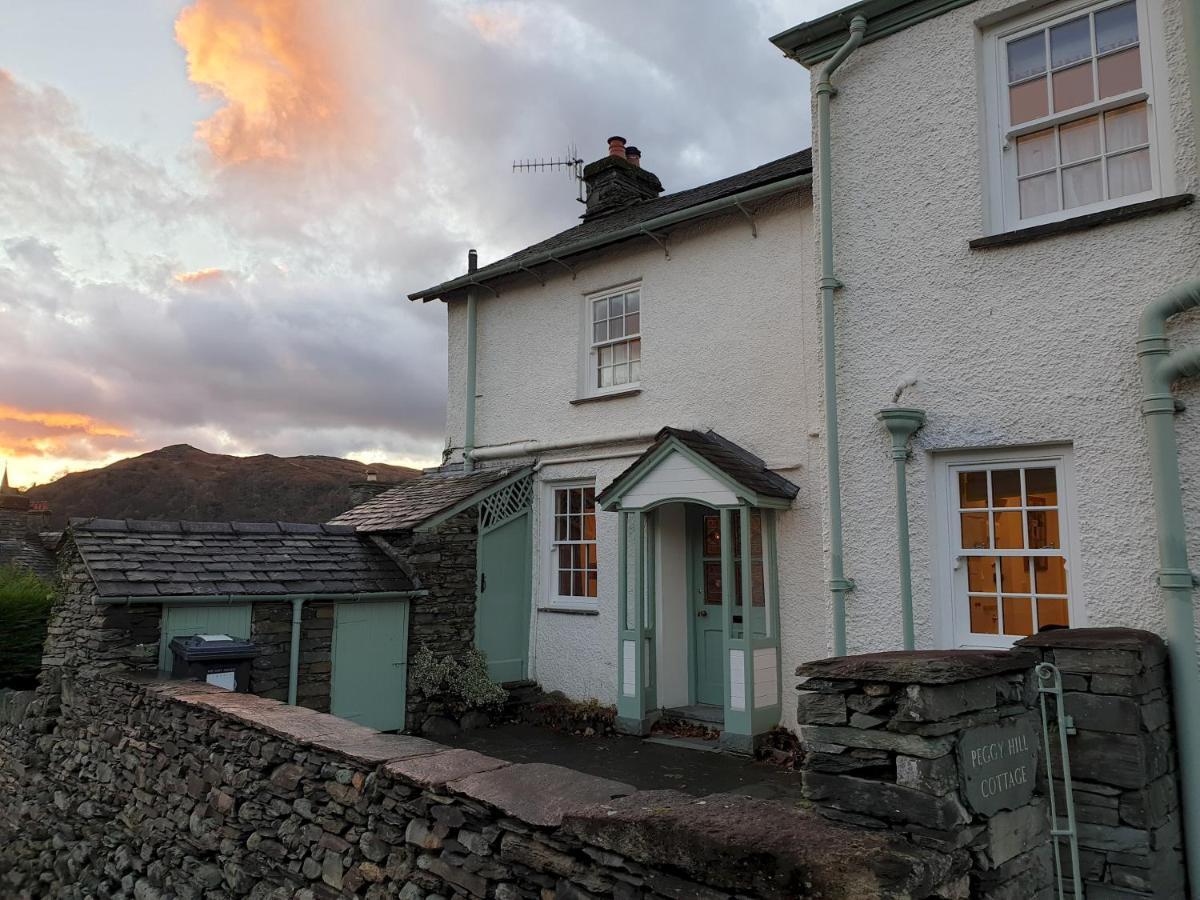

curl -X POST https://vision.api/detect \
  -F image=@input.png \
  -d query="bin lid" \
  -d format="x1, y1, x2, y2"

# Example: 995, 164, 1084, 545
169, 633, 258, 661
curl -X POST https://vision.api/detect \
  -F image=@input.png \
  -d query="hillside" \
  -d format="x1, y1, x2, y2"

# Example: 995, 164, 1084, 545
24, 445, 419, 529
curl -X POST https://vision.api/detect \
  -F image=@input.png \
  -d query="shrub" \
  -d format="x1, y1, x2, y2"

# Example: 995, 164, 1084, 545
0, 566, 56, 689
409, 645, 507, 714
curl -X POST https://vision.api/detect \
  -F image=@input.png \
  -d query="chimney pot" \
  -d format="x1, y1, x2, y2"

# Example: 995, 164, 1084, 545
607, 136, 627, 158
366, 469, 377, 483
625, 145, 641, 167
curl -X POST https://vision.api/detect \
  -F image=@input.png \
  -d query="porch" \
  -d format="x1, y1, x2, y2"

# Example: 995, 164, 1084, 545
596, 428, 799, 753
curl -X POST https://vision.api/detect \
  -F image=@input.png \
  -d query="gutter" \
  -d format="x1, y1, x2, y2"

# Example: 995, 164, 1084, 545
1136, 277, 1200, 893
408, 174, 813, 302
815, 15, 868, 656
466, 427, 678, 463
99, 590, 429, 706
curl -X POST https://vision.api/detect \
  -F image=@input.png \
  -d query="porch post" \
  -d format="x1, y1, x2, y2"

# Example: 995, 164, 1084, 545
615, 509, 656, 734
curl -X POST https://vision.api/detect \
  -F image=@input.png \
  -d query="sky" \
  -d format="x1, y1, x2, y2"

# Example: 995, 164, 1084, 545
0, 0, 834, 488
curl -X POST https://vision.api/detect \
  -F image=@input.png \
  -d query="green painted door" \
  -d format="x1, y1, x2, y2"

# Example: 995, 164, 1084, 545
331, 601, 409, 731
689, 509, 725, 706
476, 510, 532, 684
158, 604, 252, 671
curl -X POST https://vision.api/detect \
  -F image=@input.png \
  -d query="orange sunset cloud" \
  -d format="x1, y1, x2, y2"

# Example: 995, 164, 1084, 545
173, 267, 225, 284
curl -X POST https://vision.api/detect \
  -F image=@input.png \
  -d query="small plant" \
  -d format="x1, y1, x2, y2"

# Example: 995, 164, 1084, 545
409, 645, 507, 714
526, 694, 616, 736
0, 565, 56, 690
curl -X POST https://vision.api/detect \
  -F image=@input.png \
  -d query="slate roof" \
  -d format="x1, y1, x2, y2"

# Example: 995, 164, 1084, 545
598, 427, 799, 506
328, 467, 522, 533
0, 537, 56, 580
410, 150, 813, 302
67, 519, 415, 599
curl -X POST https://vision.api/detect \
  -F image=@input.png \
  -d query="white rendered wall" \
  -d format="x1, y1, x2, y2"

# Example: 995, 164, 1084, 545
808, 0, 1200, 653
445, 195, 827, 728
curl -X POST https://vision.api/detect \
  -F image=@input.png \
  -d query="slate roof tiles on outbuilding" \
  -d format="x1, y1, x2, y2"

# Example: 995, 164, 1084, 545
328, 467, 524, 533
68, 518, 414, 599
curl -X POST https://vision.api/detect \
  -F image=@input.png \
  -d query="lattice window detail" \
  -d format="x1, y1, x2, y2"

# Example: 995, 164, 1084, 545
479, 476, 533, 530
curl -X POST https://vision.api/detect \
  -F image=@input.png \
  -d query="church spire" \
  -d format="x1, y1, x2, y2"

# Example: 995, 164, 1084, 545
1, 463, 9, 494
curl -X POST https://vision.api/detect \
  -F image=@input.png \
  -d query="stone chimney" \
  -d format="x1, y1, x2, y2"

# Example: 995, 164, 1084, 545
0, 493, 31, 542
582, 136, 663, 220
348, 470, 392, 509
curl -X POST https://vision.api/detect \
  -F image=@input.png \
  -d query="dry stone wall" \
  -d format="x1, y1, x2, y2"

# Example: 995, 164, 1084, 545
0, 670, 971, 900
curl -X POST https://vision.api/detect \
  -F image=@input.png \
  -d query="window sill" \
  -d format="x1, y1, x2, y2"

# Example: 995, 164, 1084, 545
538, 605, 599, 616
969, 193, 1194, 250
569, 388, 642, 406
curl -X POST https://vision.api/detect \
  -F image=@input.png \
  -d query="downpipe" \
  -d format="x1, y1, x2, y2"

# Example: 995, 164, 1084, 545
1136, 276, 1200, 894
816, 14, 867, 656
463, 249, 479, 473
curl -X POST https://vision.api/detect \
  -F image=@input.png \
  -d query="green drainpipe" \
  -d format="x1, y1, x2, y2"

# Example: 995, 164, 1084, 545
288, 597, 305, 706
464, 249, 479, 473
1137, 276, 1200, 892
816, 15, 867, 656
877, 407, 926, 651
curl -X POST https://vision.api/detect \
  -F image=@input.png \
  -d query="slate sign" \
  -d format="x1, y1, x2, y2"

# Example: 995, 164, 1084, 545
957, 717, 1040, 816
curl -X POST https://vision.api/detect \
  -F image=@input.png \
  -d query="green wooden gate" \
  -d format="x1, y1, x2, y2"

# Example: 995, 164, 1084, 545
475, 476, 533, 684
330, 600, 409, 731
158, 604, 252, 671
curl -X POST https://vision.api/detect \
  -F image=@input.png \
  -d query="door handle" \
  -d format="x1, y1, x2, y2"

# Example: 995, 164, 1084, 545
479, 573, 487, 593
696, 609, 708, 618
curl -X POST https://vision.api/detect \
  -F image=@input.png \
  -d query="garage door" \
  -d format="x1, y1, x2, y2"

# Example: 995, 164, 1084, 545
158, 604, 252, 671
330, 601, 409, 732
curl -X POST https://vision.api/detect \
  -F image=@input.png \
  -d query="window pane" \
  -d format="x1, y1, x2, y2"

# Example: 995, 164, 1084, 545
593, 298, 607, 321
555, 490, 568, 514
609, 317, 624, 340
1020, 171, 1060, 218
582, 487, 596, 509
599, 346, 612, 366
1010, 76, 1049, 124
1063, 160, 1104, 209
568, 514, 581, 540
609, 294, 624, 317
1018, 128, 1056, 175
1003, 596, 1035, 636
586, 542, 597, 567
994, 511, 1025, 549
558, 546, 572, 569
586, 571, 598, 598
1035, 556, 1069, 594
1028, 510, 1061, 549
599, 366, 612, 388
959, 471, 988, 508
572, 571, 585, 597
1038, 597, 1070, 628
704, 562, 722, 604
567, 488, 578, 513
1095, 1, 1138, 53
1108, 148, 1151, 198
558, 571, 572, 596
991, 469, 1022, 507
593, 321, 607, 343
583, 511, 596, 540
1053, 62, 1095, 112
625, 312, 640, 335
1000, 556, 1032, 594
1008, 32, 1047, 82
613, 365, 628, 386
629, 338, 641, 361
970, 596, 1000, 634
612, 342, 627, 364
1105, 102, 1148, 151
1098, 46, 1141, 97
555, 516, 567, 540
625, 291, 639, 312
968, 556, 997, 592
1050, 17, 1092, 69
962, 512, 990, 549
1059, 115, 1101, 164
1024, 467, 1058, 505
629, 360, 640, 382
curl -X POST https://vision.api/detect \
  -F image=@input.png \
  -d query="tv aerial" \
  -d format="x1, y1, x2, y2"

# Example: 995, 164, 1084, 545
512, 143, 585, 204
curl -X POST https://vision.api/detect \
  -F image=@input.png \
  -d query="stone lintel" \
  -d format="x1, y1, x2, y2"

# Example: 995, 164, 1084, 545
798, 650, 1034, 685
448, 762, 635, 828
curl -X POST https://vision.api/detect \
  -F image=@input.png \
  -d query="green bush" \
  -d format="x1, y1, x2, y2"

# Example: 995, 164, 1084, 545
0, 566, 56, 689
410, 645, 507, 714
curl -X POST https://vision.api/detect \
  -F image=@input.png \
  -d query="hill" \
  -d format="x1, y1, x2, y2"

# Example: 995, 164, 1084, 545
23, 445, 419, 529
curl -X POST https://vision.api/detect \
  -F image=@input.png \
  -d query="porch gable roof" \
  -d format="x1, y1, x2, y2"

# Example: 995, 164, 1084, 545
597, 428, 798, 511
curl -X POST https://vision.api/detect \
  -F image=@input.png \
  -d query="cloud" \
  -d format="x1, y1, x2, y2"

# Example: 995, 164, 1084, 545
174, 267, 225, 284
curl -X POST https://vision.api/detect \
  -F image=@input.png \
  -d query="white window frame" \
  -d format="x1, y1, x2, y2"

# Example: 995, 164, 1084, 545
542, 480, 599, 612
980, 0, 1175, 234
932, 446, 1085, 649
580, 282, 641, 398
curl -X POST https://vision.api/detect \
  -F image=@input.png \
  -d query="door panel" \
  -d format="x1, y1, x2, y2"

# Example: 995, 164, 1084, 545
476, 511, 532, 684
158, 604, 252, 671
331, 601, 408, 731
689, 509, 725, 707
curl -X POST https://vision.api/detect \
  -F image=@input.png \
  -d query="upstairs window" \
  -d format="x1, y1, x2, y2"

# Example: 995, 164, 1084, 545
589, 286, 641, 393
985, 0, 1168, 231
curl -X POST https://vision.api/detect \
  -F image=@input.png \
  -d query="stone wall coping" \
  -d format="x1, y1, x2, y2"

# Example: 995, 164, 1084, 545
448, 761, 636, 828
797, 649, 1034, 684
383, 748, 511, 788
1015, 627, 1165, 653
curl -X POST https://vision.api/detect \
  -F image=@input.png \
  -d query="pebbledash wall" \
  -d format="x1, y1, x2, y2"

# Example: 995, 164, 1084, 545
808, 0, 1200, 653
444, 194, 829, 726
0, 672, 973, 900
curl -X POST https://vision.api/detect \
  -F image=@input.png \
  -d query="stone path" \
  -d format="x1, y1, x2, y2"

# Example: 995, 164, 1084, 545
442, 722, 808, 802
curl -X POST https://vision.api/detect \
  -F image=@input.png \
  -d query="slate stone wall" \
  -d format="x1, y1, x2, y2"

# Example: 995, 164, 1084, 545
374, 511, 480, 731
1016, 629, 1185, 898
0, 670, 971, 900
250, 602, 335, 713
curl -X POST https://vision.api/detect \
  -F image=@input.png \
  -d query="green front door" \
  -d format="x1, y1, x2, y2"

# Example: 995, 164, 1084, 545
331, 601, 409, 731
476, 510, 532, 684
158, 604, 252, 671
689, 508, 725, 707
